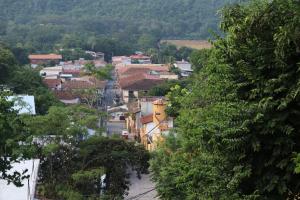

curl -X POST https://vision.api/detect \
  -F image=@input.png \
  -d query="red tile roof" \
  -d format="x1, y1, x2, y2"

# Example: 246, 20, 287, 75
119, 73, 164, 91
116, 65, 169, 75
54, 91, 78, 100
29, 54, 62, 60
63, 79, 106, 90
43, 79, 62, 89
141, 114, 153, 124
62, 69, 81, 75
130, 54, 151, 59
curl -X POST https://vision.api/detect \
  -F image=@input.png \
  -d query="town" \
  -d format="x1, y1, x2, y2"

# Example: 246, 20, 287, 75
1, 47, 202, 199
1, 0, 300, 200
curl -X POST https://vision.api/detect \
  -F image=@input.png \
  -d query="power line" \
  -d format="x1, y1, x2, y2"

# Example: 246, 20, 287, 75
126, 188, 156, 200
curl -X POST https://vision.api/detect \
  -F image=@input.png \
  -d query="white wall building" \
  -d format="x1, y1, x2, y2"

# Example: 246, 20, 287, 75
0, 159, 40, 200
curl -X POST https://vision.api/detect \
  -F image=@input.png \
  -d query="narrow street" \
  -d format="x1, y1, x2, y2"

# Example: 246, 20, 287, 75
102, 71, 126, 136
102, 69, 159, 200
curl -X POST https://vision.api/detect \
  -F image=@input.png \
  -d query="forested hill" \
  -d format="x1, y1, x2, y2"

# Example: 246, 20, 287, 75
0, 0, 237, 39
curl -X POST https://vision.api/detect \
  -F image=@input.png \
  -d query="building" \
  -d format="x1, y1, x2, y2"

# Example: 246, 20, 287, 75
29, 54, 62, 68
7, 95, 36, 115
62, 77, 106, 107
115, 64, 177, 103
174, 60, 193, 77
54, 91, 80, 105
40, 66, 63, 79
43, 78, 62, 90
130, 54, 151, 64
0, 159, 40, 200
85, 51, 105, 61
139, 99, 173, 151
126, 96, 166, 139
112, 56, 131, 65
119, 73, 165, 103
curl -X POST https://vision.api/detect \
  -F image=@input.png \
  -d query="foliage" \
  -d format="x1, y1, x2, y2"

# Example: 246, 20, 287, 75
9, 67, 61, 114
0, 44, 17, 84
151, 0, 300, 199
0, 0, 238, 53
190, 48, 212, 73
147, 79, 189, 97
0, 91, 30, 186
148, 44, 194, 64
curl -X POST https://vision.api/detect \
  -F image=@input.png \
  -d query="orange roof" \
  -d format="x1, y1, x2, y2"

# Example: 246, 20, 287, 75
141, 114, 153, 124
63, 79, 106, 90
130, 54, 151, 59
43, 79, 62, 89
29, 54, 62, 60
54, 91, 78, 100
119, 73, 164, 90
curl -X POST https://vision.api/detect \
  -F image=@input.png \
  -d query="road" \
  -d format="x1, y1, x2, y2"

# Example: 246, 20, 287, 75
125, 172, 159, 200
102, 71, 125, 136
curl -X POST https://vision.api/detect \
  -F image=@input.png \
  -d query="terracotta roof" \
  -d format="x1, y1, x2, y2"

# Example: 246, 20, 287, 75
115, 64, 169, 74
141, 114, 153, 124
29, 54, 62, 60
43, 79, 62, 89
119, 73, 164, 91
54, 91, 78, 100
62, 69, 81, 75
63, 79, 106, 90
130, 54, 151, 59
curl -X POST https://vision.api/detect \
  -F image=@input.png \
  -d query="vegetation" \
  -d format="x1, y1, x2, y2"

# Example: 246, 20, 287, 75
0, 45, 150, 199
0, 91, 30, 186
25, 106, 150, 199
0, 0, 238, 61
151, 0, 300, 199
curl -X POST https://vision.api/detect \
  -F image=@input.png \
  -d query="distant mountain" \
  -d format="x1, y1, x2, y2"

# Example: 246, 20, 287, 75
0, 0, 238, 39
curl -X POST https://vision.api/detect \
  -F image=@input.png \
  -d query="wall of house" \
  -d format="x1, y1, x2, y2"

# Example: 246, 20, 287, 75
141, 101, 153, 116
159, 74, 178, 80
122, 90, 129, 103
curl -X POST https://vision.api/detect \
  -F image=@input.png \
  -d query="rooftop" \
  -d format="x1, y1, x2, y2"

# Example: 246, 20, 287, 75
119, 73, 164, 91
43, 78, 62, 88
141, 114, 153, 124
29, 54, 62, 60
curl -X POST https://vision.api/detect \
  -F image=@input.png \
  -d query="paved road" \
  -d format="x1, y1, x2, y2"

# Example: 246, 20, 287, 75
107, 121, 126, 135
125, 172, 159, 200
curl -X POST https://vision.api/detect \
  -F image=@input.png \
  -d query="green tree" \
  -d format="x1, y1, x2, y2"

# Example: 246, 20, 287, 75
152, 0, 300, 199
9, 67, 61, 115
0, 45, 17, 84
0, 91, 30, 186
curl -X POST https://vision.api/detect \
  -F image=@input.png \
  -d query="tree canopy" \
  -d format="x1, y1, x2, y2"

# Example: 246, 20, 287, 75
151, 0, 300, 199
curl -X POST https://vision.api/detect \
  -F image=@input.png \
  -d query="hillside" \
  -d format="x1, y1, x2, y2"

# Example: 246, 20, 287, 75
1, 0, 238, 38
0, 0, 243, 62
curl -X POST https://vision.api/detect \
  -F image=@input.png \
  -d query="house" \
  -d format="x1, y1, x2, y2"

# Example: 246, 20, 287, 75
43, 78, 62, 90
112, 56, 131, 65
62, 77, 106, 107
85, 51, 105, 61
7, 95, 36, 115
119, 73, 164, 103
126, 96, 166, 139
0, 159, 40, 200
29, 54, 62, 68
139, 99, 173, 151
54, 91, 80, 105
174, 60, 193, 77
115, 64, 177, 103
40, 66, 63, 79
130, 54, 151, 64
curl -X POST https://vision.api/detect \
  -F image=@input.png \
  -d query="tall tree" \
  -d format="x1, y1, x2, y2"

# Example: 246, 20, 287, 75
0, 91, 29, 186
151, 0, 300, 199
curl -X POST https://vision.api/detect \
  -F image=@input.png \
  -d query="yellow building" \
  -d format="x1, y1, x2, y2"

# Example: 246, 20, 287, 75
140, 99, 173, 151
